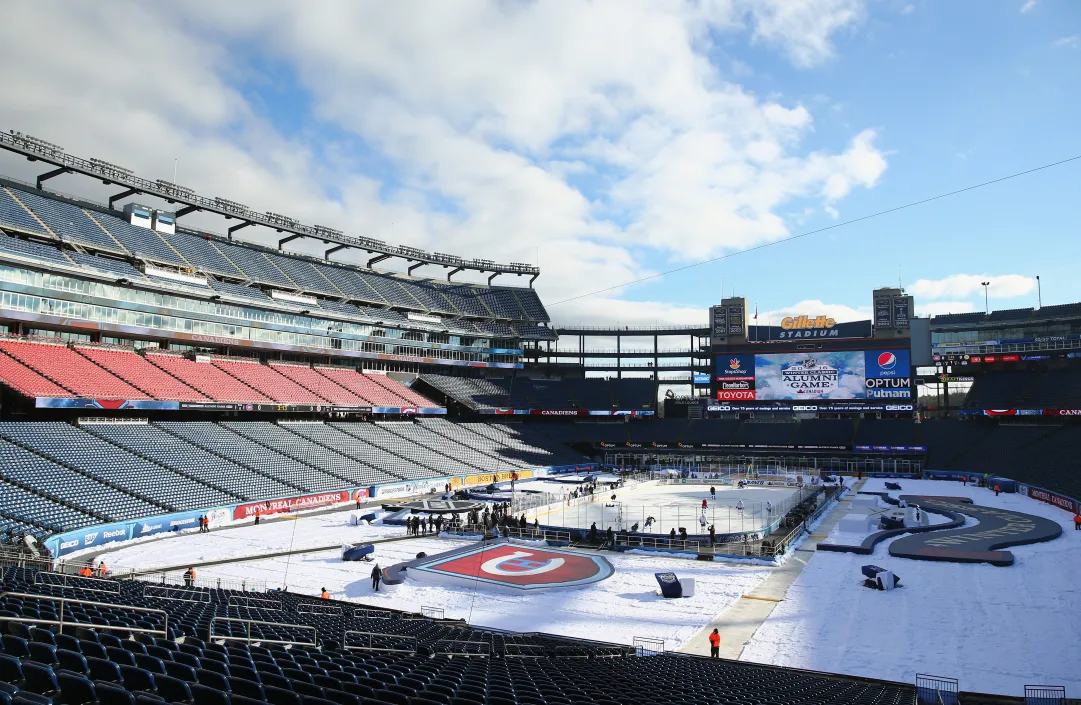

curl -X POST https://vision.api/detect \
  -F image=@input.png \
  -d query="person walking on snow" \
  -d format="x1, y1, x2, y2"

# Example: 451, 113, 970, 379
1073, 513, 1081, 531
994, 483, 1001, 497
708, 629, 721, 658
371, 565, 382, 591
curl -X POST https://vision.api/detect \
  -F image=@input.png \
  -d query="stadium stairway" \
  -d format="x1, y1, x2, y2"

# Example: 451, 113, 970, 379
220, 422, 402, 488
266, 364, 367, 406
376, 420, 521, 472
152, 422, 340, 494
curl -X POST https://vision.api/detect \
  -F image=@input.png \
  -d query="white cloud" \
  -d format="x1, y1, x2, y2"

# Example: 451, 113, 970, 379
0, 0, 881, 325
1020, 0, 1038, 13
757, 299, 871, 323
741, 0, 866, 68
907, 274, 1037, 300
916, 301, 976, 317
1052, 35, 1079, 49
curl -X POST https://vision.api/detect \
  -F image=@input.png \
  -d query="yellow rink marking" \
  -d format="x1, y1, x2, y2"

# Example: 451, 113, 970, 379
741, 595, 782, 603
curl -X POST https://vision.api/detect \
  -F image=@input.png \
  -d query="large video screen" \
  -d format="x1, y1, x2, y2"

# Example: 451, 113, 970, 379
715, 349, 911, 401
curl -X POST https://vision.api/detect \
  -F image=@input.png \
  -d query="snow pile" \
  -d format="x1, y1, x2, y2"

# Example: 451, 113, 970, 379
741, 479, 1081, 695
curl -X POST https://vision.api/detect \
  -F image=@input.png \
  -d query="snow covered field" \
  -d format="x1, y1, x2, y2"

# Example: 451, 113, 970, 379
92, 477, 1081, 694
740, 479, 1081, 695
523, 482, 800, 535
96, 504, 772, 650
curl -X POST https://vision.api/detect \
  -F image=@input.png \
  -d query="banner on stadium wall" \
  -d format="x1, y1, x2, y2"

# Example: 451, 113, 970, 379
1026, 486, 1079, 514
370, 478, 458, 499
544, 464, 599, 475
129, 509, 210, 539
36, 398, 180, 410
461, 470, 534, 487
232, 491, 351, 520
707, 403, 914, 413
957, 409, 1081, 417
50, 523, 132, 557
478, 409, 654, 416
47, 507, 222, 557
370, 406, 447, 415
853, 444, 927, 453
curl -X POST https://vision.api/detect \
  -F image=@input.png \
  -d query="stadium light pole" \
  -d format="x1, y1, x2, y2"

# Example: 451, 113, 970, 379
1036, 275, 1041, 309
981, 281, 990, 314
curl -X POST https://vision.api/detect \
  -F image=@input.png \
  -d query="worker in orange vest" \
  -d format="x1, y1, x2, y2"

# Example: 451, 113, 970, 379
708, 629, 721, 658
95, 562, 107, 578
254, 507, 262, 526
320, 587, 330, 600
79, 564, 93, 578
1073, 513, 1080, 531
994, 484, 1001, 497
184, 567, 197, 587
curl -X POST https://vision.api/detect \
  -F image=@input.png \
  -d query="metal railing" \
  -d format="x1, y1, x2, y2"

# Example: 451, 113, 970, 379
227, 595, 282, 611
35, 571, 121, 594
614, 535, 702, 553
298, 602, 343, 616
343, 630, 418, 654
503, 643, 547, 659
1024, 685, 1066, 704
633, 636, 666, 657
209, 617, 317, 647
142, 584, 211, 603
420, 606, 444, 620
0, 592, 167, 637
125, 570, 267, 594
915, 674, 958, 705
353, 608, 394, 619
431, 639, 491, 657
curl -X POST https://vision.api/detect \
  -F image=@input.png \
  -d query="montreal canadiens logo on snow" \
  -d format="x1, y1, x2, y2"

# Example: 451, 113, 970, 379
410, 542, 613, 590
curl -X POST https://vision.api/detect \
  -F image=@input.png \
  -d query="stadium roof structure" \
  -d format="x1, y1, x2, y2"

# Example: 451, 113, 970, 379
0, 129, 540, 286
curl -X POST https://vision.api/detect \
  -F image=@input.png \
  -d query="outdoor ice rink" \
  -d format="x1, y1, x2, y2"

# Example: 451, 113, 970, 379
521, 481, 804, 536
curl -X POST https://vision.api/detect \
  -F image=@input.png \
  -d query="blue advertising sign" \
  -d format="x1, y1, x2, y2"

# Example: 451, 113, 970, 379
130, 510, 206, 539
51, 523, 132, 556
693, 373, 710, 385
864, 349, 912, 400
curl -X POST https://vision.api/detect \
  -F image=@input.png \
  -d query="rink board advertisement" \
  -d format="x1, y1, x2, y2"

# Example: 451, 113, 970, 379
715, 349, 911, 402
46, 508, 224, 558
232, 491, 351, 520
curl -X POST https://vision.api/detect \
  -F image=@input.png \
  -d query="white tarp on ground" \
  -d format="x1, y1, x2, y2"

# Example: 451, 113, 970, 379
740, 478, 1081, 696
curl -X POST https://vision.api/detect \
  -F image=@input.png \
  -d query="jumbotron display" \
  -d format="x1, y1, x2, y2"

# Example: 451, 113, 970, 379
716, 349, 912, 401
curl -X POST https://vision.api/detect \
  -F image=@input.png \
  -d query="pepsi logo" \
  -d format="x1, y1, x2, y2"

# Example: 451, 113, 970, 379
877, 352, 897, 370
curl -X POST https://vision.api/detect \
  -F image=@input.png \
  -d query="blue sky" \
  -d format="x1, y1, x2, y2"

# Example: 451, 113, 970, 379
0, 0, 1077, 327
